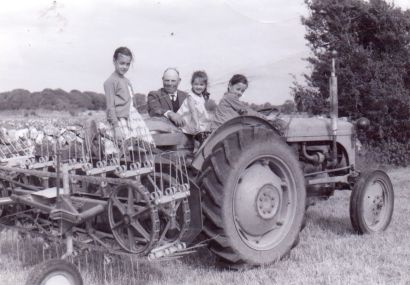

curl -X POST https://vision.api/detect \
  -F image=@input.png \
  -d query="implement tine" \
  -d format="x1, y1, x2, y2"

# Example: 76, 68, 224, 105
182, 154, 189, 186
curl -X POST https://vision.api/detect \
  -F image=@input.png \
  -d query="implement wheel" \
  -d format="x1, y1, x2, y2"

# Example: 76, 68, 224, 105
199, 127, 306, 265
25, 259, 83, 285
350, 170, 394, 234
141, 172, 190, 243
108, 183, 158, 254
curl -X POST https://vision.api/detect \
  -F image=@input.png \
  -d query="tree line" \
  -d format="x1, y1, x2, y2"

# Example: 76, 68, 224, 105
0, 89, 106, 111
0, 89, 296, 114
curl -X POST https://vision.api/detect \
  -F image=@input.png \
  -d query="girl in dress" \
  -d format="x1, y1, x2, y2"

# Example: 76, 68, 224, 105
103, 47, 154, 155
177, 71, 211, 143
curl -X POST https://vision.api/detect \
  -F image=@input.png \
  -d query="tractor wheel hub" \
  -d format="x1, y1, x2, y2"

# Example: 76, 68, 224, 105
235, 162, 283, 236
256, 184, 280, 219
123, 215, 131, 225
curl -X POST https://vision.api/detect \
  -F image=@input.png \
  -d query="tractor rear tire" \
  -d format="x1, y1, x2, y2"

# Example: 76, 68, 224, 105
25, 259, 83, 285
199, 127, 306, 265
350, 170, 394, 234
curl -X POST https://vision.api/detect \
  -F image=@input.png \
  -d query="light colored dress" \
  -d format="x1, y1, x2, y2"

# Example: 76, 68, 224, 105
103, 85, 154, 156
116, 103, 154, 144
177, 92, 211, 135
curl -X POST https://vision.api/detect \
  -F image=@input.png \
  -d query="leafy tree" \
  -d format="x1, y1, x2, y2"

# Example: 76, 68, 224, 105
281, 100, 297, 114
294, 0, 410, 165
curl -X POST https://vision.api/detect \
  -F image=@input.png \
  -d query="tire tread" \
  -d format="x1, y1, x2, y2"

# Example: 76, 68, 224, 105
199, 127, 305, 265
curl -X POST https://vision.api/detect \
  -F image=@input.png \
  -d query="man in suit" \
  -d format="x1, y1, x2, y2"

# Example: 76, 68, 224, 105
147, 68, 188, 127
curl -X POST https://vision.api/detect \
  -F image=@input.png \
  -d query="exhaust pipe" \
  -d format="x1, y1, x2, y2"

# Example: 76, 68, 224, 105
302, 143, 325, 164
329, 50, 338, 167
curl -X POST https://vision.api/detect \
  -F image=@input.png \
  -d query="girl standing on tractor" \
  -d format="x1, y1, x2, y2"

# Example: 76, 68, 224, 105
103, 47, 153, 145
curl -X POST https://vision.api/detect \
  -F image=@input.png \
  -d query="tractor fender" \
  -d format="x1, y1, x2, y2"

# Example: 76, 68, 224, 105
191, 115, 282, 171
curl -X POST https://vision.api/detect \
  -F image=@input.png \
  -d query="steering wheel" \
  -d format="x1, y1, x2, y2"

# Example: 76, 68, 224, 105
258, 107, 280, 117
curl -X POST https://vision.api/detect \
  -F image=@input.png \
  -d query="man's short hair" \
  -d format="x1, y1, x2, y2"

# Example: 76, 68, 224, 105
163, 67, 180, 77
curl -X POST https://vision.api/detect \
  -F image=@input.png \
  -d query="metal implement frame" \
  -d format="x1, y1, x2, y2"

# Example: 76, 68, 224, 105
0, 143, 200, 262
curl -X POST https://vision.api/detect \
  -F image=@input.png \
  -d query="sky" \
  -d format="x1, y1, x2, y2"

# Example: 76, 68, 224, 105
1, 0, 409, 105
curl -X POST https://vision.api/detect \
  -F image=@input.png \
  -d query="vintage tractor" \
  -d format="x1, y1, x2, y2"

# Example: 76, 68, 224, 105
0, 53, 394, 284
149, 51, 394, 265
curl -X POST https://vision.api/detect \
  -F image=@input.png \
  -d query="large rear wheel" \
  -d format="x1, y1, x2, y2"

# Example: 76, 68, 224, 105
199, 127, 306, 265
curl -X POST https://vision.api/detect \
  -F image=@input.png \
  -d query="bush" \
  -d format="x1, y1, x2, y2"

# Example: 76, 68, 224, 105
358, 139, 410, 168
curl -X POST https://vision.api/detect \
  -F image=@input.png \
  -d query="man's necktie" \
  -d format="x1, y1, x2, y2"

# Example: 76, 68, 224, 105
171, 95, 176, 102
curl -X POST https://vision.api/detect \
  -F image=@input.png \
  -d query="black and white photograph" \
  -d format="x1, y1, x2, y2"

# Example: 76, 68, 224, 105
0, 0, 409, 284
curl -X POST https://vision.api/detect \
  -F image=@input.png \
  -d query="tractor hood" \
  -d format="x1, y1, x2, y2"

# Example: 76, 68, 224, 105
273, 114, 354, 140
144, 114, 354, 146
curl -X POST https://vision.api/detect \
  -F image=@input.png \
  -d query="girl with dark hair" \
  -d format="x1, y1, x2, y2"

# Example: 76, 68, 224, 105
103, 47, 153, 144
177, 70, 211, 142
212, 74, 265, 129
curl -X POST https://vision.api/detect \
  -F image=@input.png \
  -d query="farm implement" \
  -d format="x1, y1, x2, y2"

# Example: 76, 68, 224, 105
0, 53, 395, 285
0, 121, 202, 284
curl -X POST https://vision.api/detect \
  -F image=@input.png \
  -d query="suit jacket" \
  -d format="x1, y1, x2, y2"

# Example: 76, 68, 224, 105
147, 88, 188, 117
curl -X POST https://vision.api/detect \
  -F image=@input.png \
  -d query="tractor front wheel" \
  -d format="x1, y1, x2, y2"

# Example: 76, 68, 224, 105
199, 127, 306, 265
349, 170, 394, 234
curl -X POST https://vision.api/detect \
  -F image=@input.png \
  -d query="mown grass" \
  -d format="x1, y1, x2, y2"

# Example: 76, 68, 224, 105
0, 168, 409, 285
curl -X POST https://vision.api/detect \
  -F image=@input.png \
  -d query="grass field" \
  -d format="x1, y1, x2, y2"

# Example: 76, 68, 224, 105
0, 168, 409, 285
